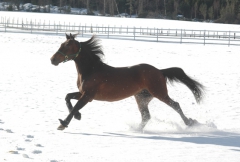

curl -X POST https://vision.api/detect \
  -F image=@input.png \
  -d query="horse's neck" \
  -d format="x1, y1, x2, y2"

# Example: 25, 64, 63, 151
74, 59, 105, 78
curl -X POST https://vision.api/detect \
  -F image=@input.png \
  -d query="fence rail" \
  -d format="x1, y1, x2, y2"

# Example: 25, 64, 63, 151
1, 17, 240, 46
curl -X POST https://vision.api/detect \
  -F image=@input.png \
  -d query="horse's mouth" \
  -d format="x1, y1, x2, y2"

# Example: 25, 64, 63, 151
51, 58, 59, 66
51, 61, 59, 66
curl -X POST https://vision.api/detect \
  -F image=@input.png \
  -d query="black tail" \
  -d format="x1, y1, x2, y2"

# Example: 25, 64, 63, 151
161, 67, 205, 104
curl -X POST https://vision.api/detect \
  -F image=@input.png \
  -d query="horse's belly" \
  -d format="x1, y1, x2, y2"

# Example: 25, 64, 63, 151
93, 84, 141, 102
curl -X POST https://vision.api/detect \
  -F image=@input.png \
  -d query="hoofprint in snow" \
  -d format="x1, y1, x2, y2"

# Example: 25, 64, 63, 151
0, 14, 240, 162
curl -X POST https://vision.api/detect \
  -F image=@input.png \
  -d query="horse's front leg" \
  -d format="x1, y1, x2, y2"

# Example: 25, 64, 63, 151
58, 93, 91, 130
65, 92, 82, 120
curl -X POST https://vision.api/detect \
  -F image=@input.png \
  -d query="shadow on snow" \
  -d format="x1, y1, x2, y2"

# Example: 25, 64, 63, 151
65, 131, 240, 150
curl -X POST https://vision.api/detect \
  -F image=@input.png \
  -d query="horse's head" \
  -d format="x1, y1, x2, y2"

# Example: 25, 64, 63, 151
51, 33, 81, 66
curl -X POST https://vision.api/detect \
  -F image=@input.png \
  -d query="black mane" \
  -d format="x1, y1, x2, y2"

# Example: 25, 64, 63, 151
81, 36, 104, 63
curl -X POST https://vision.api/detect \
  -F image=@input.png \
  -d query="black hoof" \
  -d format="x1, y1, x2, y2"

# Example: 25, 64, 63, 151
74, 112, 81, 120
57, 125, 66, 130
59, 119, 68, 128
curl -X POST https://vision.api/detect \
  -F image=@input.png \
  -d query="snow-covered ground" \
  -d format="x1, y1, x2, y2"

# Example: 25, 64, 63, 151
0, 12, 240, 162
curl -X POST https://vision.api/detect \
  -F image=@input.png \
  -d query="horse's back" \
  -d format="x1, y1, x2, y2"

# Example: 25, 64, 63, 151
102, 63, 163, 83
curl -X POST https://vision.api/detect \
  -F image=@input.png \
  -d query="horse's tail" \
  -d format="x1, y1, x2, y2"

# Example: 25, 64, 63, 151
160, 67, 205, 104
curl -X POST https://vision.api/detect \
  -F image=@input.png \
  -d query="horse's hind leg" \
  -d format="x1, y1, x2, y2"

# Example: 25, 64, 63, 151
134, 90, 153, 129
65, 92, 82, 120
162, 96, 196, 126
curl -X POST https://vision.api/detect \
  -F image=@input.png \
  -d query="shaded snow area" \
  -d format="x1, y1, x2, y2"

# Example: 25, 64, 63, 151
0, 32, 240, 161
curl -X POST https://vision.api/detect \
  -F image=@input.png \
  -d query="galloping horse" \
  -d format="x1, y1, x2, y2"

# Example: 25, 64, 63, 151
50, 34, 204, 130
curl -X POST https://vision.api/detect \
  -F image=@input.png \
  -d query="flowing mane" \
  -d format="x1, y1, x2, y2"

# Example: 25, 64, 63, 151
81, 35, 104, 63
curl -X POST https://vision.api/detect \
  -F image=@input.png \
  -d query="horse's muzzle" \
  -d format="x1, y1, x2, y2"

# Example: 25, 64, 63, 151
50, 57, 59, 66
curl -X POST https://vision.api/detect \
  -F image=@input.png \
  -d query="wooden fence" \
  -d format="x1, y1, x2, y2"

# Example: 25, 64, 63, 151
1, 17, 240, 46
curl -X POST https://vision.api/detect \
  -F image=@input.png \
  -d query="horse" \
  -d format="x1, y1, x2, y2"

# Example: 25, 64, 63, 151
50, 33, 205, 131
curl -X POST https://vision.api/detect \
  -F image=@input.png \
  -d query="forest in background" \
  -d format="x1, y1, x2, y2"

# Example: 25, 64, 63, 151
2, 0, 240, 24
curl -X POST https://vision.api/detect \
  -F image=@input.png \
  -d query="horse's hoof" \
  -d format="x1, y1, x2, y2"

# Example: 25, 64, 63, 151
57, 125, 66, 130
58, 119, 68, 127
187, 118, 198, 126
74, 113, 81, 120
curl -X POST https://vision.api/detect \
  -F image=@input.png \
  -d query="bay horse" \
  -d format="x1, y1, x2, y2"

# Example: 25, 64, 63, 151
50, 34, 204, 131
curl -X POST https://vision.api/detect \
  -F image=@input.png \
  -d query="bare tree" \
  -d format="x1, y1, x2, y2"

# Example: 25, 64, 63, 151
199, 3, 207, 20
155, 0, 159, 13
86, 0, 89, 13
213, 0, 220, 19
193, 1, 198, 18
138, 0, 143, 15
174, 0, 179, 12
104, 0, 106, 15
106, 0, 115, 16
113, 0, 120, 15
164, 0, 166, 16
126, 0, 135, 17
174, 0, 179, 16
208, 6, 214, 20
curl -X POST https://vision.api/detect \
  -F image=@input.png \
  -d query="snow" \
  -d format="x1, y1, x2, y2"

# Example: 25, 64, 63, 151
0, 12, 240, 162
1, 11, 240, 31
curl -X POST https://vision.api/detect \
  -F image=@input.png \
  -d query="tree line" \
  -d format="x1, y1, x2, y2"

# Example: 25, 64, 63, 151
4, 0, 240, 24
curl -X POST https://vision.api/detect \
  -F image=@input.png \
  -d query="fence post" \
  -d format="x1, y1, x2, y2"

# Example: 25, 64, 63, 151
134, 27, 135, 40
22, 19, 23, 30
180, 29, 182, 44
4, 16, 6, 32
82, 25, 83, 37
204, 30, 206, 45
31, 20, 32, 34
4, 20, 6, 32
108, 25, 109, 38
228, 31, 230, 47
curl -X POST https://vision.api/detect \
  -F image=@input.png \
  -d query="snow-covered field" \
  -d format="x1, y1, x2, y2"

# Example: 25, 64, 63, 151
0, 12, 240, 162
1, 11, 240, 31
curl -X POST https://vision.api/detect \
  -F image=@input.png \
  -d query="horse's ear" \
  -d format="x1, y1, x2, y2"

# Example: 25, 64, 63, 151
66, 33, 70, 40
69, 33, 78, 40
69, 33, 74, 40
72, 33, 78, 39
